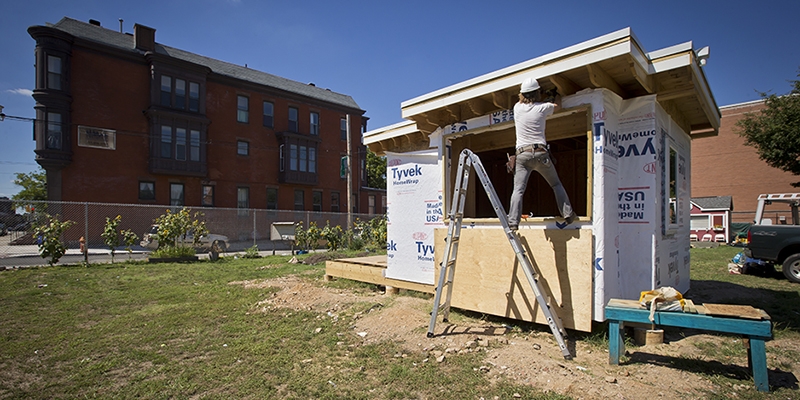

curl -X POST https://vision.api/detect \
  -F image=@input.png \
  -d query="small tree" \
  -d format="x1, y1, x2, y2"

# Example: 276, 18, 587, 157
101, 215, 139, 263
101, 215, 122, 263
151, 208, 208, 258
737, 70, 800, 186
32, 214, 74, 266
366, 150, 387, 189
12, 167, 47, 212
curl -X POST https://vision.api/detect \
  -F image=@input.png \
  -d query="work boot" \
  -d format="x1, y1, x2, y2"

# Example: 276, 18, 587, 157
565, 212, 577, 225
508, 224, 518, 232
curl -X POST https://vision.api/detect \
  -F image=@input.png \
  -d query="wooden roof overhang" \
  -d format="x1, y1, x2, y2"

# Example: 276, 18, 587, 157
364, 27, 720, 155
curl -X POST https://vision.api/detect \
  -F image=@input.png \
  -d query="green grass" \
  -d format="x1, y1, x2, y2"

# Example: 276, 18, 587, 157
1, 246, 798, 399
688, 245, 800, 339
0, 252, 563, 399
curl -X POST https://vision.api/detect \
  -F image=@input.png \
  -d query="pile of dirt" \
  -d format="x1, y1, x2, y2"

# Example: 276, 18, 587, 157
233, 275, 800, 399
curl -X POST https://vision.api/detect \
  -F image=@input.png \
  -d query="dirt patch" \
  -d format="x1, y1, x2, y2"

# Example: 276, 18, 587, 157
234, 276, 800, 399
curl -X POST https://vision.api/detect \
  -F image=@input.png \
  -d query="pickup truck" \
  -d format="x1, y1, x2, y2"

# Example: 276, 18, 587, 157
745, 193, 800, 283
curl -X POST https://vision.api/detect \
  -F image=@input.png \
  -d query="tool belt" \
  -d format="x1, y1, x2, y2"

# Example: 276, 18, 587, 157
516, 143, 549, 155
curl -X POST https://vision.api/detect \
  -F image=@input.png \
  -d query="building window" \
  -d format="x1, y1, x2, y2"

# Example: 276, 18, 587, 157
263, 101, 274, 128
190, 130, 200, 161
46, 112, 62, 150
299, 146, 307, 172
289, 144, 298, 170
312, 190, 322, 212
237, 187, 249, 215
237, 95, 249, 123
352, 194, 357, 213
288, 107, 298, 132
175, 128, 187, 161
669, 146, 678, 225
202, 185, 214, 207
279, 144, 285, 172
382, 195, 387, 214
369, 195, 376, 214
294, 189, 304, 211
237, 140, 249, 156
139, 181, 155, 200
170, 183, 184, 207
309, 148, 316, 173
310, 112, 319, 135
175, 79, 186, 109
47, 55, 62, 90
340, 117, 347, 140
160, 125, 172, 158
266, 187, 278, 210
160, 75, 172, 106
331, 192, 340, 212
189, 82, 200, 112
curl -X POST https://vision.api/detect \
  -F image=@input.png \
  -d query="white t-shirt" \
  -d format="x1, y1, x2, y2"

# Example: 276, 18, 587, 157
514, 101, 555, 148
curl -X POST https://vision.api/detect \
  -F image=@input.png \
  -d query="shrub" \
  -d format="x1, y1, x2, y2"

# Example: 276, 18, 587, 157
32, 214, 74, 266
321, 221, 344, 251
242, 244, 261, 259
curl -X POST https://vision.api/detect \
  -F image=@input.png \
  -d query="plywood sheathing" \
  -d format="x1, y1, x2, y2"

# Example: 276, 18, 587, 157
433, 228, 594, 332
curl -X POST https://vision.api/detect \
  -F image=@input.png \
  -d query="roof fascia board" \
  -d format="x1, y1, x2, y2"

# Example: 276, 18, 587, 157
363, 120, 419, 145
401, 40, 634, 119
401, 27, 633, 109
647, 41, 693, 60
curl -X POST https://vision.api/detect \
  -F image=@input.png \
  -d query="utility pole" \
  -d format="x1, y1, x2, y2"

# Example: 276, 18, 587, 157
346, 115, 353, 231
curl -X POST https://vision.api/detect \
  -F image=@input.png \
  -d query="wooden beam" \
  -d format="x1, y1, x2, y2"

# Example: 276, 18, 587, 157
549, 74, 582, 96
367, 143, 384, 156
411, 115, 438, 134
656, 87, 695, 102
628, 60, 653, 94
443, 106, 461, 123
492, 91, 510, 110
586, 64, 626, 98
467, 98, 493, 117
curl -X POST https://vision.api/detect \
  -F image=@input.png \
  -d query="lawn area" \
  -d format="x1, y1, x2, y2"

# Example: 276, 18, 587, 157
0, 246, 797, 399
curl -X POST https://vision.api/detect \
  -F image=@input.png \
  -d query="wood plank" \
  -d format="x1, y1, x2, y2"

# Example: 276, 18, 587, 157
702, 303, 768, 320
325, 258, 435, 294
434, 227, 594, 332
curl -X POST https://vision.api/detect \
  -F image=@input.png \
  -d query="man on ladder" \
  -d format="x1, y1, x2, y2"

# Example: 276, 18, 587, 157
507, 77, 576, 231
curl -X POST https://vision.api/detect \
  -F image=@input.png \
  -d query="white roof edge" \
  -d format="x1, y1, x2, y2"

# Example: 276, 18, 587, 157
647, 41, 694, 60
720, 98, 765, 110
400, 27, 633, 108
363, 120, 418, 145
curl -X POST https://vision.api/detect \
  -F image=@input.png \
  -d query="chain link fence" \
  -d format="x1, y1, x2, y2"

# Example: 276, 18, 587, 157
0, 200, 380, 265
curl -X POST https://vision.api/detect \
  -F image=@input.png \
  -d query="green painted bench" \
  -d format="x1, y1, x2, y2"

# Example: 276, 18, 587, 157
605, 298, 773, 392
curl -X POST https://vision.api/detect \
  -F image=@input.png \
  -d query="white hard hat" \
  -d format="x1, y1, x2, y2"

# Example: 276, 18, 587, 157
520, 77, 540, 93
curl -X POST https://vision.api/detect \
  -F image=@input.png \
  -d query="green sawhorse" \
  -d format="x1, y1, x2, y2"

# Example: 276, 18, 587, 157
605, 299, 773, 392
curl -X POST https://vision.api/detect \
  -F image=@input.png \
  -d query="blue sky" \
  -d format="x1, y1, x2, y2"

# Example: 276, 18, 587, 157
1, 0, 798, 198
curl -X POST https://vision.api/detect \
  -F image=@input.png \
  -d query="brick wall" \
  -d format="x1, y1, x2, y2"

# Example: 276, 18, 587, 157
691, 100, 797, 222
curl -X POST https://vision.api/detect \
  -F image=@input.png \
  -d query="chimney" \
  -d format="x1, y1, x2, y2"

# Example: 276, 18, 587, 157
134, 23, 156, 52
89, 19, 101, 26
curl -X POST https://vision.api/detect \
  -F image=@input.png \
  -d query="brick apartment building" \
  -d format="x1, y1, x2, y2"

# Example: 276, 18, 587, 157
28, 17, 384, 214
692, 99, 797, 223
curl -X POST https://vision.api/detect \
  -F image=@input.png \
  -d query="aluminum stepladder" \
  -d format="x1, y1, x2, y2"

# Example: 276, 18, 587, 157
427, 148, 572, 360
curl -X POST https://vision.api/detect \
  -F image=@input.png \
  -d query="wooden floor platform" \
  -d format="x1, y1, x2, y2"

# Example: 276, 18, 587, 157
325, 255, 434, 294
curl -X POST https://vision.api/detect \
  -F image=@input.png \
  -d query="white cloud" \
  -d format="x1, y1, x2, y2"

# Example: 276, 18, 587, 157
6, 88, 33, 96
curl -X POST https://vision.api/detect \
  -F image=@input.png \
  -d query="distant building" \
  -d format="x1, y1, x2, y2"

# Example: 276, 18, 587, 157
28, 17, 384, 213
692, 100, 797, 223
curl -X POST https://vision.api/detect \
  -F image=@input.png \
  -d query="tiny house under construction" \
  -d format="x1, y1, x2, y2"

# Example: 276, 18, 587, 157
327, 28, 720, 332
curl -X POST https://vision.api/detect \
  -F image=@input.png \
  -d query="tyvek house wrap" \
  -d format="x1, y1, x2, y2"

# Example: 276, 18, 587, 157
385, 150, 445, 284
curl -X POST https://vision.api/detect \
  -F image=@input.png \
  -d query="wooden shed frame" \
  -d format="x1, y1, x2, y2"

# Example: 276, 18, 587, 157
329, 28, 719, 332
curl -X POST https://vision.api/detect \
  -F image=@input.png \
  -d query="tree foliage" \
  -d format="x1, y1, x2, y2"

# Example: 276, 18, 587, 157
12, 167, 47, 206
365, 150, 386, 189
33, 214, 74, 266
737, 71, 800, 186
